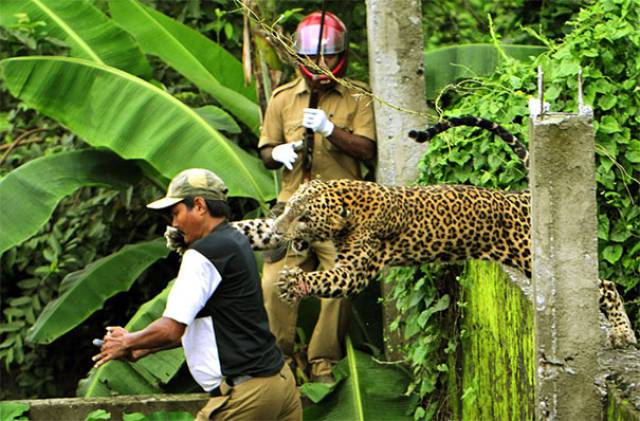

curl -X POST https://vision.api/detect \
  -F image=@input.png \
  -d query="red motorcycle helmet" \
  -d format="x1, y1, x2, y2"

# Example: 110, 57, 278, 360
294, 11, 348, 83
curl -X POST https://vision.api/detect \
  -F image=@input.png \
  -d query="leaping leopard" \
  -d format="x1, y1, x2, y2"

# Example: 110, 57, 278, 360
163, 116, 636, 348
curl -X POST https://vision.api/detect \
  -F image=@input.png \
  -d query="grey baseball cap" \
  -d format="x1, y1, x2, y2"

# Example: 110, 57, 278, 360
147, 168, 228, 210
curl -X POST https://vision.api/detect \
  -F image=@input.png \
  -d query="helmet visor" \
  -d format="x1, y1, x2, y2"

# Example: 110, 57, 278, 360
295, 23, 346, 55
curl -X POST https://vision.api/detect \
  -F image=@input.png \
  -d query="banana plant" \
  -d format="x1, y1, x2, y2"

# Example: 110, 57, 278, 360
27, 238, 169, 344
0, 149, 141, 255
302, 338, 413, 420
0, 0, 151, 77
78, 281, 185, 397
109, 0, 261, 134
0, 0, 275, 392
0, 56, 273, 202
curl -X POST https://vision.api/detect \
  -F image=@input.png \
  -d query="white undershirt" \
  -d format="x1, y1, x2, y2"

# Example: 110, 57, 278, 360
163, 249, 222, 391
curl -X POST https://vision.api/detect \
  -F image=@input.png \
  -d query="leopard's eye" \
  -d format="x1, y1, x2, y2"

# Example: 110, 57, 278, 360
298, 213, 310, 223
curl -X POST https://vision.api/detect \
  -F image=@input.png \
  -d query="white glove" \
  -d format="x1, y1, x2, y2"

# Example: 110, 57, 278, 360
271, 141, 303, 170
303, 108, 334, 137
164, 226, 186, 255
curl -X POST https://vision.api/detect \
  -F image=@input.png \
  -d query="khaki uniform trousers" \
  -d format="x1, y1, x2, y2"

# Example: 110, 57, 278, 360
195, 364, 301, 421
262, 240, 351, 377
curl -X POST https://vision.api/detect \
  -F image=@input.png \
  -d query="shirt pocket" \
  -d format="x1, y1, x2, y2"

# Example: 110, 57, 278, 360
284, 119, 305, 143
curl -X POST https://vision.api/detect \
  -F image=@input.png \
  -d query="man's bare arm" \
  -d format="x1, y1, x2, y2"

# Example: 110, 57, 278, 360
260, 146, 283, 169
326, 128, 375, 162
92, 317, 184, 367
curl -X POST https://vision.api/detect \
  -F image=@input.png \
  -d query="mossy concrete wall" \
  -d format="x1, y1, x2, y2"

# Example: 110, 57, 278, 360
6, 394, 208, 420
448, 261, 535, 420
447, 262, 640, 421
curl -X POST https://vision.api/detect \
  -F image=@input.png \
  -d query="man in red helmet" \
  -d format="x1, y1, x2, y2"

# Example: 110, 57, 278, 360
258, 11, 376, 383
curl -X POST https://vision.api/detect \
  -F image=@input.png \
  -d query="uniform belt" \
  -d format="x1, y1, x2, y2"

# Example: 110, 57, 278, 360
209, 375, 253, 397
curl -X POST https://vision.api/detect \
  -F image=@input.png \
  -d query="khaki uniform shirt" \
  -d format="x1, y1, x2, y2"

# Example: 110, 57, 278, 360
259, 77, 376, 202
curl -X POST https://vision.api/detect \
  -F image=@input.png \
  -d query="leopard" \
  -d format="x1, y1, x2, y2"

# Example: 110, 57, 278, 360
262, 115, 635, 349
270, 178, 636, 348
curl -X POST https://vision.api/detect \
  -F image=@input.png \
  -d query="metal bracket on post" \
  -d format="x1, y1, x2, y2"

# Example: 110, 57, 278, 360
529, 66, 550, 119
577, 68, 593, 116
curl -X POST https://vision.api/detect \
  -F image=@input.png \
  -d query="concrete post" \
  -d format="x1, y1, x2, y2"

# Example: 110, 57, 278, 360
529, 113, 602, 419
365, 0, 428, 360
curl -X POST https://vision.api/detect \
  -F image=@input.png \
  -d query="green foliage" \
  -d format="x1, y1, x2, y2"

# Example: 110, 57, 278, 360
0, 56, 274, 202
0, 149, 142, 255
123, 411, 193, 421
422, 0, 582, 49
85, 409, 111, 421
108, 0, 260, 133
0, 402, 29, 421
0, 119, 167, 397
0, 0, 268, 399
540, 1, 640, 299
385, 266, 458, 420
0, 175, 167, 398
0, 0, 152, 77
27, 239, 169, 344
425, 0, 639, 314
84, 409, 193, 421
424, 44, 547, 100
302, 338, 413, 420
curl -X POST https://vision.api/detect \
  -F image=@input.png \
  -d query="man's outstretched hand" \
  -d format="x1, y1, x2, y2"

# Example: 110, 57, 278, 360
92, 326, 131, 368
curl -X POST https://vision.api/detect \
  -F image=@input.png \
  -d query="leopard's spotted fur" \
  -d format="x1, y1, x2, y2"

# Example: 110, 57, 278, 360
268, 179, 636, 348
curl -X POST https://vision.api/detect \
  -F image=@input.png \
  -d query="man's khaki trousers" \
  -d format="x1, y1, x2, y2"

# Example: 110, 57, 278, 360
196, 364, 301, 420
262, 240, 350, 377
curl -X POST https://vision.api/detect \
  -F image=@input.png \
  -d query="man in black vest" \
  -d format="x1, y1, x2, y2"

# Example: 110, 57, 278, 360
92, 168, 301, 420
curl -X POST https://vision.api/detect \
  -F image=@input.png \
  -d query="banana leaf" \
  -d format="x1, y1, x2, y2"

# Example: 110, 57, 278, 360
79, 280, 185, 397
303, 338, 412, 420
194, 105, 241, 135
123, 412, 193, 421
0, 402, 29, 421
0, 0, 151, 78
27, 239, 169, 344
109, 0, 260, 134
79, 359, 164, 397
424, 43, 547, 99
0, 56, 275, 202
0, 149, 141, 255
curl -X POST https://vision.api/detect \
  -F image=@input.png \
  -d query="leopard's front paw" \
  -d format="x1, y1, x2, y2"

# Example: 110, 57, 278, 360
276, 266, 309, 303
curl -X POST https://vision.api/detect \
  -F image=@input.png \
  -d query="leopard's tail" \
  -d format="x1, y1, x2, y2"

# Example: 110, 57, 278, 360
409, 116, 529, 170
